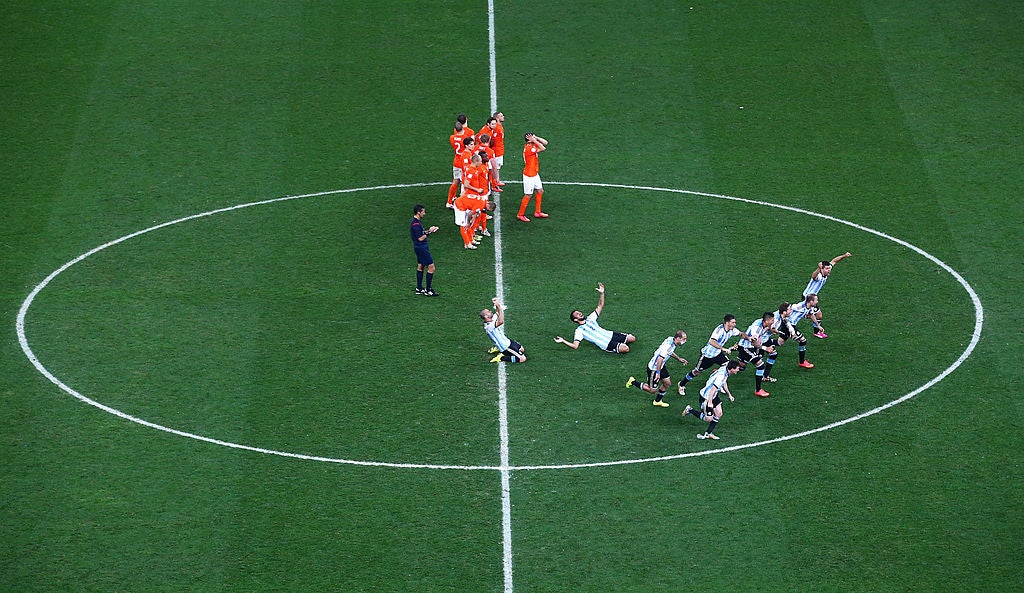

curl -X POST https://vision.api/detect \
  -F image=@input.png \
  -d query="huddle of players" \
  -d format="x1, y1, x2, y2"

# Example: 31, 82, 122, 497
447, 113, 505, 250
626, 252, 852, 440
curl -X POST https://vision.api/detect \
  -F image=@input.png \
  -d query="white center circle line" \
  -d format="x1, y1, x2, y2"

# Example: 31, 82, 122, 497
16, 181, 984, 471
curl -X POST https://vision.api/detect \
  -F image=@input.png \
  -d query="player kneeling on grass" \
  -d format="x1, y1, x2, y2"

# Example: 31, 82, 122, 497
626, 331, 688, 407
682, 360, 741, 440
481, 298, 526, 364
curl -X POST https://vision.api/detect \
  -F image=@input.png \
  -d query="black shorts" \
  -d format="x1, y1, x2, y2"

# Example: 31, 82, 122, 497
777, 321, 804, 344
699, 393, 722, 413
646, 366, 669, 387
502, 340, 525, 356
604, 331, 629, 353
414, 247, 433, 266
737, 346, 763, 366
692, 352, 729, 374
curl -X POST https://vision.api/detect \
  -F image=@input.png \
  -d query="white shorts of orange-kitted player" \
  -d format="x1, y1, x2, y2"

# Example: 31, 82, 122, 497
523, 174, 543, 194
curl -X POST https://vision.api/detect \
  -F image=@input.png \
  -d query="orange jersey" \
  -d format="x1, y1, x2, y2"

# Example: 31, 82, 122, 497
453, 194, 476, 211
479, 146, 496, 183
454, 147, 475, 172
463, 163, 489, 195
450, 127, 475, 154
523, 142, 541, 176
491, 122, 505, 156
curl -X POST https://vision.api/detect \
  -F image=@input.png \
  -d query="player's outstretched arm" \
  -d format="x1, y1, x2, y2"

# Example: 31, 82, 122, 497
554, 336, 580, 350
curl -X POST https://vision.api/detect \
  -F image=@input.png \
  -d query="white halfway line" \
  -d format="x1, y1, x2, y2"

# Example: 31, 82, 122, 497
486, 1, 515, 591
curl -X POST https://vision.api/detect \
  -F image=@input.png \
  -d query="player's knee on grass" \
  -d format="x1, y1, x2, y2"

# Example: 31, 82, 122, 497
617, 343, 630, 353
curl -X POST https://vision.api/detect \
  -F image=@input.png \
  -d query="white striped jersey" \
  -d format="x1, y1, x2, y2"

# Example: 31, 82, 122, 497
647, 336, 677, 371
700, 365, 730, 400
739, 319, 771, 349
700, 324, 740, 357
484, 320, 511, 351
789, 300, 813, 325
803, 272, 827, 297
574, 311, 613, 350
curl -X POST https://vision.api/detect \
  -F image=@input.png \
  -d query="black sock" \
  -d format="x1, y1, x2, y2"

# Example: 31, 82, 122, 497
706, 420, 718, 434
416, 270, 424, 290
799, 346, 806, 363
681, 374, 692, 386
756, 374, 763, 390
426, 272, 433, 290
655, 391, 665, 401
764, 359, 775, 377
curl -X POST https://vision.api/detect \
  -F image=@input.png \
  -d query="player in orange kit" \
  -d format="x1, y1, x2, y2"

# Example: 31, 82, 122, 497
455, 153, 488, 249
448, 135, 476, 208
482, 113, 505, 191
517, 132, 548, 222
447, 114, 475, 206
467, 151, 492, 240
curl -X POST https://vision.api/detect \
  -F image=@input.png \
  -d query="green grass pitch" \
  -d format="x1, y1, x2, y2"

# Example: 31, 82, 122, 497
2, 2, 1022, 592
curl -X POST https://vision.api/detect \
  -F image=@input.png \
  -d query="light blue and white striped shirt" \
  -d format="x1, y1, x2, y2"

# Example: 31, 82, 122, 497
574, 311, 614, 350
701, 324, 740, 358
789, 301, 814, 325
739, 319, 771, 349
647, 336, 677, 371
700, 365, 730, 400
485, 320, 511, 351
803, 273, 827, 297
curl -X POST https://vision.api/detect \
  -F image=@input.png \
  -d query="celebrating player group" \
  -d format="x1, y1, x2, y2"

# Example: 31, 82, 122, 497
421, 111, 852, 441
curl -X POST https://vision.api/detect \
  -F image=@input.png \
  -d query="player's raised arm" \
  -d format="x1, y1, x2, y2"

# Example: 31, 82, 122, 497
492, 298, 505, 327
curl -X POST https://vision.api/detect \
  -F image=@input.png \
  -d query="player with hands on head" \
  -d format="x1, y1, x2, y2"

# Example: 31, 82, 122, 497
517, 132, 549, 222
554, 282, 636, 353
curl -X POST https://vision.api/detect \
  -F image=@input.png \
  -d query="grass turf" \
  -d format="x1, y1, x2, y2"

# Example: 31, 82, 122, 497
2, 1, 1022, 591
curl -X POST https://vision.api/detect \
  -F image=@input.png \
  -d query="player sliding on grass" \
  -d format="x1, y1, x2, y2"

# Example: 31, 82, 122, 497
554, 282, 636, 354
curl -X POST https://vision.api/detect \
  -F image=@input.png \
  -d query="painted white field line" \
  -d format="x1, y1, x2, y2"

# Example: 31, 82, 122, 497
16, 182, 983, 472
486, 2, 514, 590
